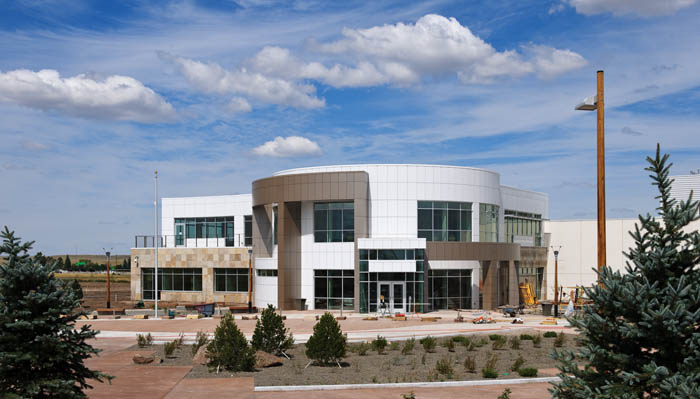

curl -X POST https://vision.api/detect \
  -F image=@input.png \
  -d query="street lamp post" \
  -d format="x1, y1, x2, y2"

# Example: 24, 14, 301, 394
551, 247, 561, 317
575, 70, 606, 283
248, 248, 253, 313
103, 248, 112, 309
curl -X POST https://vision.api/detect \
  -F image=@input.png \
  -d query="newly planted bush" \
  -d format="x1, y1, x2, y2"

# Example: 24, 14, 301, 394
401, 337, 415, 355
175, 332, 185, 348
476, 337, 489, 347
543, 331, 557, 338
492, 339, 506, 350
164, 340, 178, 358
252, 304, 294, 355
372, 335, 388, 354
191, 330, 209, 356
464, 356, 476, 373
435, 356, 454, 377
497, 388, 512, 399
451, 335, 469, 344
137, 333, 153, 348
519, 334, 533, 341
554, 332, 566, 348
532, 334, 542, 348
420, 336, 436, 353
445, 339, 455, 352
305, 312, 347, 365
482, 368, 498, 379
489, 334, 505, 341
466, 341, 476, 351
511, 354, 525, 372
206, 314, 256, 372
390, 341, 400, 351
356, 342, 370, 356
517, 367, 538, 377
509, 336, 520, 350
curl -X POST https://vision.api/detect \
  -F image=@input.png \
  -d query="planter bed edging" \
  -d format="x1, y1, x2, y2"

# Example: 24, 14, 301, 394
254, 376, 560, 392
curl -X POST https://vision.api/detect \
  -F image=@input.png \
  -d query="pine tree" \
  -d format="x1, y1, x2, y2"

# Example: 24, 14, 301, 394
305, 312, 347, 365
551, 145, 700, 398
251, 304, 294, 355
205, 313, 255, 372
64, 254, 72, 271
0, 227, 110, 397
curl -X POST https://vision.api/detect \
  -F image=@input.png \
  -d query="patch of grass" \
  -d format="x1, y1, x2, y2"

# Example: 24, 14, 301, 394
509, 336, 521, 350
492, 339, 506, 350
544, 331, 557, 338
435, 355, 454, 377
482, 368, 498, 379
56, 272, 130, 283
519, 334, 534, 341
451, 335, 470, 345
517, 367, 538, 377
389, 341, 400, 351
401, 338, 415, 355
554, 332, 567, 347
420, 336, 437, 353
489, 334, 505, 341
511, 354, 525, 372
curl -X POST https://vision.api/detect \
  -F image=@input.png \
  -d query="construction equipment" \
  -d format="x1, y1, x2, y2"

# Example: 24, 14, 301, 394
519, 282, 537, 306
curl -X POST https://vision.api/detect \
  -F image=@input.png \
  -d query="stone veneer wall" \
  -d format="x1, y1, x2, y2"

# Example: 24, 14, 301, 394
130, 247, 252, 304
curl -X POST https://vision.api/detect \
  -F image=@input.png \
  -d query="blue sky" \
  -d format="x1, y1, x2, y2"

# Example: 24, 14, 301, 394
1, 0, 699, 254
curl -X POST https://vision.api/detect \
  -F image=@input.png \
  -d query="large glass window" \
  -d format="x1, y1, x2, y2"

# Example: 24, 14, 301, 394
429, 269, 472, 310
273, 206, 278, 245
175, 217, 235, 246
214, 268, 249, 292
418, 201, 472, 242
314, 269, 354, 310
314, 202, 354, 243
479, 203, 499, 242
504, 210, 542, 246
244, 215, 252, 246
142, 268, 202, 300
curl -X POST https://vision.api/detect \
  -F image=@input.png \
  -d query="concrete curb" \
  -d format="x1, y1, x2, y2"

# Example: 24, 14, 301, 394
254, 376, 560, 391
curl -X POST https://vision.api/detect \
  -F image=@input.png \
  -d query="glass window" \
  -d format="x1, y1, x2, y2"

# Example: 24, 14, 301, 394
214, 268, 249, 292
429, 269, 472, 310
314, 269, 354, 310
479, 203, 500, 243
244, 215, 252, 246
314, 202, 354, 243
417, 201, 472, 242
176, 217, 236, 246
141, 268, 203, 298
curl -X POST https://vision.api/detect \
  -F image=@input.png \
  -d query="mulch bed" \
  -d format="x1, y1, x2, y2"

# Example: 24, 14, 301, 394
132, 331, 577, 386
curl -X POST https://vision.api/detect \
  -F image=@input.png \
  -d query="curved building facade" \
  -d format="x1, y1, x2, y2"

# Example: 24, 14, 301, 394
131, 164, 548, 312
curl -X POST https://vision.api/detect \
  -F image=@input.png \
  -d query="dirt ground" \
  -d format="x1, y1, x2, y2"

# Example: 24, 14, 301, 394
137, 332, 575, 386
79, 281, 132, 311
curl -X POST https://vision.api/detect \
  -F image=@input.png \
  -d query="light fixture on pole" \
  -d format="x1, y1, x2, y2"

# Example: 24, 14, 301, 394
248, 248, 253, 314
103, 247, 113, 309
550, 246, 562, 317
154, 170, 159, 319
575, 70, 606, 284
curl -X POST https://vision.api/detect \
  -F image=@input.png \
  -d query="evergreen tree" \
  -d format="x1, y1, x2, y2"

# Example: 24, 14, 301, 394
551, 145, 700, 398
251, 304, 294, 355
64, 254, 72, 271
55, 256, 64, 270
305, 312, 346, 365
0, 227, 110, 397
206, 314, 255, 372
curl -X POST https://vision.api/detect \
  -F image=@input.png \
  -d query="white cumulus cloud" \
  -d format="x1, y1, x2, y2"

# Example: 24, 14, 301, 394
0, 69, 176, 122
566, 0, 696, 16
252, 136, 322, 157
524, 44, 588, 79
226, 97, 252, 113
159, 51, 325, 109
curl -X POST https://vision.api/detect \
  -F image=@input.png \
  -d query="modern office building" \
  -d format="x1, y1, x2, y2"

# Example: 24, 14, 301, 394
131, 164, 549, 312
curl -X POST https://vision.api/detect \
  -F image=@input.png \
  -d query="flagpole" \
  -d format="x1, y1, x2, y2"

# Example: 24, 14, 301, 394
154, 170, 159, 319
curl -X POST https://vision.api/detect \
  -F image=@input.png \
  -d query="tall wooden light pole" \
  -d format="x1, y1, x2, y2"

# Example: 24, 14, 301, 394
576, 70, 607, 282
103, 248, 112, 309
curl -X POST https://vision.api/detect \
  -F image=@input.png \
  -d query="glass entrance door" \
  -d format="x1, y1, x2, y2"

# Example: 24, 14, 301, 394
378, 282, 405, 314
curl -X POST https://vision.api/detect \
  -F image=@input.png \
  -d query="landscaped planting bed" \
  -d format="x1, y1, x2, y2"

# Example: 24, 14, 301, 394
140, 331, 576, 386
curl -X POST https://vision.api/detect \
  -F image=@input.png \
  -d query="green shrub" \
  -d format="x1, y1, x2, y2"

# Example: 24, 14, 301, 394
554, 332, 566, 348
135, 300, 145, 309
533, 334, 542, 347
451, 335, 469, 344
164, 340, 178, 358
305, 312, 347, 365
252, 304, 294, 355
175, 332, 185, 348
445, 339, 455, 352
519, 334, 533, 341
509, 336, 520, 350
497, 388, 512, 399
544, 331, 557, 338
191, 330, 209, 356
420, 336, 437, 353
357, 342, 370, 356
402, 338, 416, 355
489, 334, 505, 341
482, 368, 498, 378
464, 356, 476, 373
390, 341, 400, 351
402, 392, 416, 399
492, 339, 506, 350
511, 354, 525, 372
476, 337, 489, 347
518, 367, 538, 377
206, 314, 256, 372
371, 335, 388, 354
137, 333, 153, 347
435, 356, 454, 377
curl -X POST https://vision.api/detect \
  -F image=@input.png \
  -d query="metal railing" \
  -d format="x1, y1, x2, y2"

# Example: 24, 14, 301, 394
133, 234, 251, 249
